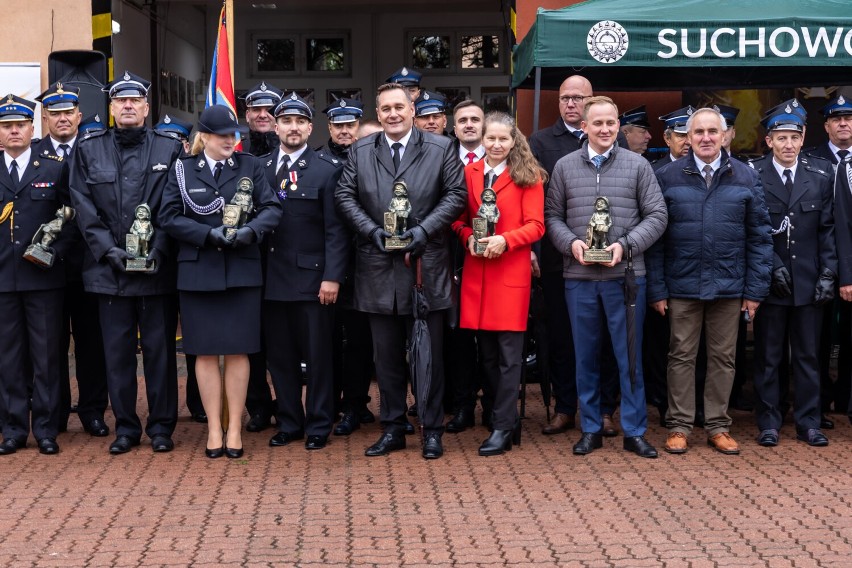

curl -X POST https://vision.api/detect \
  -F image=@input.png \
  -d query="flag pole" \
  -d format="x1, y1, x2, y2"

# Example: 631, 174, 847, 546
222, 0, 234, 432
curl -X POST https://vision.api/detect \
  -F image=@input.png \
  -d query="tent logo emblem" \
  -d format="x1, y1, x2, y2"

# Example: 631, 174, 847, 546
587, 20, 629, 64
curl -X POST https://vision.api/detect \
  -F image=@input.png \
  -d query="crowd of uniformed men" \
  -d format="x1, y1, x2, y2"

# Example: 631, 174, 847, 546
1, 64, 851, 459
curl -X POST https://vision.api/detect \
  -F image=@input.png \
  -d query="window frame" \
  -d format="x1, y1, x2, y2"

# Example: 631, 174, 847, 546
405, 27, 506, 75
249, 29, 351, 78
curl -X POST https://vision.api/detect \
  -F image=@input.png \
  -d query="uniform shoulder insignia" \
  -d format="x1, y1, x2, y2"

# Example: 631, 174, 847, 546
44, 153, 63, 162
152, 129, 177, 140
80, 129, 108, 141
804, 154, 832, 168
804, 164, 830, 177
316, 151, 342, 167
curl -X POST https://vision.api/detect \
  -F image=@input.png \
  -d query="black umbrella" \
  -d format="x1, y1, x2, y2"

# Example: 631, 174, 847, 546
528, 281, 551, 421
623, 243, 638, 392
407, 254, 432, 431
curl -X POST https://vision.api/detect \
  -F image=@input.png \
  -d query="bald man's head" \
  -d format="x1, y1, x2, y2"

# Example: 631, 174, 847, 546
558, 75, 594, 129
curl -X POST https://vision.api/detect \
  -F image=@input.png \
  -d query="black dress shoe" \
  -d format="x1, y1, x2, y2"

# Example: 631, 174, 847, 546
478, 430, 513, 456
109, 435, 141, 455
269, 431, 304, 447
205, 447, 224, 458
757, 429, 779, 447
333, 411, 360, 436
446, 408, 475, 433
38, 438, 60, 455
365, 432, 406, 456
305, 435, 328, 450
407, 403, 418, 417
246, 411, 272, 432
191, 411, 208, 424
0, 438, 24, 455
797, 428, 829, 447
357, 406, 376, 424
151, 435, 174, 453
403, 419, 416, 435
572, 432, 603, 455
623, 436, 658, 458
422, 433, 443, 459
820, 415, 834, 429
83, 418, 110, 437
225, 446, 244, 459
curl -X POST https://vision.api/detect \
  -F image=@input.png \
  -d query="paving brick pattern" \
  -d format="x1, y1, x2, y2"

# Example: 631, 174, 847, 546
1, 356, 851, 567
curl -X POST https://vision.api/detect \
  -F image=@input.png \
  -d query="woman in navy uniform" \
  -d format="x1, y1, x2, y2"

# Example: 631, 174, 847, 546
160, 105, 281, 458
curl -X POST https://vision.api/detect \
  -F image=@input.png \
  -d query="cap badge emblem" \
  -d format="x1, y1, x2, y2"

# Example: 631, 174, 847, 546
785, 104, 792, 113
401, 67, 409, 76
164, 115, 172, 124
123, 72, 131, 81
260, 82, 267, 91
839, 95, 846, 105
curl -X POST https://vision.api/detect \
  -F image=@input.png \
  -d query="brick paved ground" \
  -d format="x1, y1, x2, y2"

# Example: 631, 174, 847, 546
1, 354, 851, 567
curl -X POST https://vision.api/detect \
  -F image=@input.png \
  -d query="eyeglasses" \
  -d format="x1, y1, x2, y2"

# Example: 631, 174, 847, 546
559, 95, 587, 104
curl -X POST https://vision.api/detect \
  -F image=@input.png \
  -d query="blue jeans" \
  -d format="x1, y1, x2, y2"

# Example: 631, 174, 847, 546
564, 278, 648, 436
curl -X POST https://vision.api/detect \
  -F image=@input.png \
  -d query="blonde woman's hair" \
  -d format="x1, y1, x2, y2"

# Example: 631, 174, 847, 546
482, 111, 547, 187
190, 132, 205, 156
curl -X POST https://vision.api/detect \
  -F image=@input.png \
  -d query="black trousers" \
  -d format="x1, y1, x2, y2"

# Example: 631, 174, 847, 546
0, 289, 63, 442
98, 294, 178, 440
820, 300, 851, 413
478, 330, 524, 430
59, 281, 108, 426
245, 350, 273, 416
369, 310, 446, 435
541, 271, 577, 416
333, 307, 374, 413
642, 309, 670, 411
444, 326, 480, 413
753, 303, 822, 431
265, 300, 335, 436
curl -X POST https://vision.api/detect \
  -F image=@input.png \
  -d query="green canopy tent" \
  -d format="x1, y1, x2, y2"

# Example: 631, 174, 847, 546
513, 0, 852, 130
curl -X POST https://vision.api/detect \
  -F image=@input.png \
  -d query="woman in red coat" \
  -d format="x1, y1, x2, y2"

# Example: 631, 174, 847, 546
452, 111, 546, 456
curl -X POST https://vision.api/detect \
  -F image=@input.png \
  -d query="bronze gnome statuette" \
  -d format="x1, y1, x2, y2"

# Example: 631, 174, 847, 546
384, 180, 412, 250
24, 206, 76, 268
584, 196, 613, 263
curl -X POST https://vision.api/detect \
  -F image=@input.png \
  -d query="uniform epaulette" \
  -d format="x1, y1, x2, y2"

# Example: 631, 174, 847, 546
316, 151, 343, 167
801, 154, 832, 169
748, 155, 768, 172
801, 158, 831, 178
152, 128, 180, 141
80, 128, 108, 142
42, 153, 64, 162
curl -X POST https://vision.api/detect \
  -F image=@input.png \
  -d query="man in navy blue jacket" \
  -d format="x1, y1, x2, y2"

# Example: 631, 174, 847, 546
648, 107, 773, 456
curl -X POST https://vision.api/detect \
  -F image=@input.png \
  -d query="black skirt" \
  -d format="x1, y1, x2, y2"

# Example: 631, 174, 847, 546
179, 287, 261, 355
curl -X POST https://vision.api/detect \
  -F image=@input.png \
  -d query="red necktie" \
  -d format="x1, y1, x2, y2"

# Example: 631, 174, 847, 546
466, 152, 476, 165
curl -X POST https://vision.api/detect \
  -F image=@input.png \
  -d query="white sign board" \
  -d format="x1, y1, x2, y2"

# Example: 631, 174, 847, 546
0, 62, 42, 139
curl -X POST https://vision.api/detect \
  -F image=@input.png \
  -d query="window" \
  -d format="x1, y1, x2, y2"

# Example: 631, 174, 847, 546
408, 29, 504, 73
251, 31, 349, 77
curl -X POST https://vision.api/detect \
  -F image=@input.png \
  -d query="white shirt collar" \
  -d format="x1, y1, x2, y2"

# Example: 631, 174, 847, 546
459, 144, 485, 163
827, 141, 851, 162
563, 120, 582, 135
279, 144, 308, 171
587, 144, 614, 161
772, 157, 798, 182
5, 147, 32, 177
694, 152, 722, 173
385, 129, 413, 155
51, 136, 76, 154
204, 152, 225, 175
483, 159, 508, 178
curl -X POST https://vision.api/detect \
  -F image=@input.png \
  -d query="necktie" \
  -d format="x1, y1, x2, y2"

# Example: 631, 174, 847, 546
391, 142, 402, 172
703, 164, 713, 188
275, 158, 288, 189
484, 171, 495, 189
573, 130, 584, 140
838, 149, 849, 162
783, 169, 793, 193
466, 151, 476, 165
591, 154, 606, 171
58, 144, 71, 158
213, 162, 223, 181
10, 160, 19, 185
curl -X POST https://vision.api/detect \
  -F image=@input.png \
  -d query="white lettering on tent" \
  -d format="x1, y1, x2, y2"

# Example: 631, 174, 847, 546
769, 27, 800, 57
681, 28, 706, 58
802, 27, 843, 57
846, 29, 852, 55
739, 27, 766, 58
710, 28, 736, 58
657, 29, 677, 58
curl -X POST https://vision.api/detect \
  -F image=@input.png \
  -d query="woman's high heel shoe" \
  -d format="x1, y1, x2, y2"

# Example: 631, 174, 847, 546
478, 430, 513, 456
205, 447, 224, 459
224, 445, 244, 459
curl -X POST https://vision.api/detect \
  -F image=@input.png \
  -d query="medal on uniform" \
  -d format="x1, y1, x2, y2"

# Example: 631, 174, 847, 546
289, 170, 298, 191
278, 178, 287, 201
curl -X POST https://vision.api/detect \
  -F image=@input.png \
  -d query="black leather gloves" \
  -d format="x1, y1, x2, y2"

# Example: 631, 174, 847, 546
771, 266, 792, 298
400, 226, 428, 258
814, 268, 836, 306
104, 247, 131, 273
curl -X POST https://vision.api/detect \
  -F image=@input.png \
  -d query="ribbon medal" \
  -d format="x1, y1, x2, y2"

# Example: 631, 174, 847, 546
277, 178, 288, 201
289, 170, 298, 192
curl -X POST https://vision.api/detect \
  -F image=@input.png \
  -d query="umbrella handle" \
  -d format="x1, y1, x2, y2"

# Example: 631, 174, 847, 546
405, 252, 424, 287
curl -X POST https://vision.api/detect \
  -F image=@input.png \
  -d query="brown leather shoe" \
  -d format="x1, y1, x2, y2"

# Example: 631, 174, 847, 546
601, 414, 618, 437
664, 432, 688, 454
707, 432, 740, 455
542, 413, 575, 435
